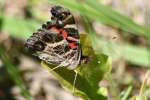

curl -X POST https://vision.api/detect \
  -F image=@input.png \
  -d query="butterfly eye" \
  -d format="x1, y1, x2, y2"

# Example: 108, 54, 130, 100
34, 41, 45, 51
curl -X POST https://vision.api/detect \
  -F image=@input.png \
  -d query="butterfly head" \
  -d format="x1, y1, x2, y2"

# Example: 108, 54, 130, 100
51, 5, 70, 21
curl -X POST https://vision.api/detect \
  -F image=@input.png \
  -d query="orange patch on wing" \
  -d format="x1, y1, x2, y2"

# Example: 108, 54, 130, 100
50, 27, 68, 40
62, 30, 68, 39
69, 42, 77, 49
60, 30, 68, 39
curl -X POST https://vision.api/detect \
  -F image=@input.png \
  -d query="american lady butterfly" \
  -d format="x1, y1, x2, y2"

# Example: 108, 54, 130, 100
25, 6, 81, 70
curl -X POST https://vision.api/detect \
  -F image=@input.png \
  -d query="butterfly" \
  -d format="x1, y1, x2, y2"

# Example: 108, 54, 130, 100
25, 6, 81, 70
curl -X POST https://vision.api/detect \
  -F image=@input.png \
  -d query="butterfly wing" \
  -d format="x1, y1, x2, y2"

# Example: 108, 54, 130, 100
25, 6, 81, 69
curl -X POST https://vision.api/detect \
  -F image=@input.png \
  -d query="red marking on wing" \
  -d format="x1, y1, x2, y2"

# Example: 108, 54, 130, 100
69, 42, 77, 49
59, 29, 68, 39
50, 27, 69, 40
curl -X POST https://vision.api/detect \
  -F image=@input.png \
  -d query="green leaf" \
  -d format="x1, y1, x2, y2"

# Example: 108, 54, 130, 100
41, 34, 111, 100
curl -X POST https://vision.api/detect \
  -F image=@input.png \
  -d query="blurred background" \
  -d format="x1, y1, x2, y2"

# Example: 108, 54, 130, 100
0, 0, 150, 100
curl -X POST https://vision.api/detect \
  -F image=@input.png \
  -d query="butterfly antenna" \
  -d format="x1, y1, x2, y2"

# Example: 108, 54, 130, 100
73, 70, 78, 94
